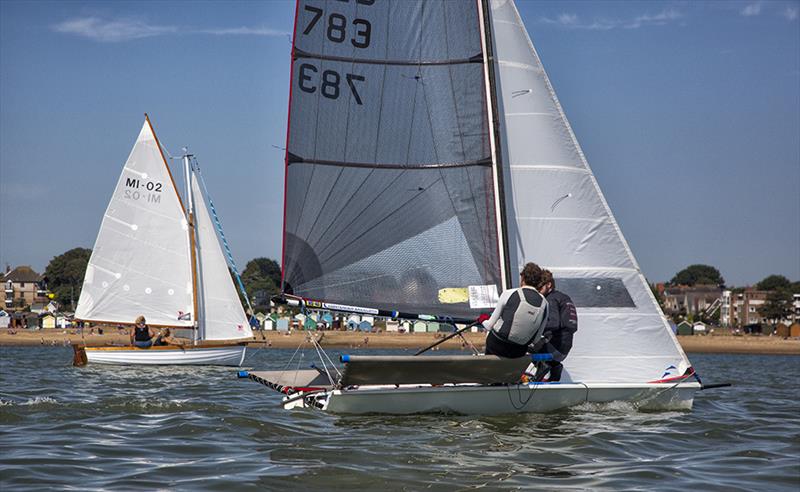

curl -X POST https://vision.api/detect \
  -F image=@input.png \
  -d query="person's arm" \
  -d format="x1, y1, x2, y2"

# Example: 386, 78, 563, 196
482, 289, 511, 331
560, 295, 578, 333
129, 326, 135, 345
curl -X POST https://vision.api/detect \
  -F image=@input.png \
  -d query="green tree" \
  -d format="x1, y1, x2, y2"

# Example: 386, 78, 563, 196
44, 248, 92, 310
755, 275, 792, 292
669, 264, 724, 287
758, 289, 793, 325
241, 258, 281, 310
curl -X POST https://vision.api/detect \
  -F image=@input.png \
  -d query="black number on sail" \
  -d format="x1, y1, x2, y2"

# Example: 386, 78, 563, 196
301, 7, 371, 48
297, 63, 364, 105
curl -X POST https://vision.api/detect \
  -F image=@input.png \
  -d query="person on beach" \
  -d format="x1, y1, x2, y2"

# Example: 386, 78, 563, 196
130, 315, 169, 348
530, 270, 578, 382
479, 262, 549, 358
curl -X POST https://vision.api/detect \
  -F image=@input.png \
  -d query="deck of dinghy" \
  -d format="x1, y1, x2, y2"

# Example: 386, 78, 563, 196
245, 354, 554, 394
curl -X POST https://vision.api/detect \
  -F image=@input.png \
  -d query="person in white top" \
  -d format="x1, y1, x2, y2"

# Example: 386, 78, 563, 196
479, 262, 549, 358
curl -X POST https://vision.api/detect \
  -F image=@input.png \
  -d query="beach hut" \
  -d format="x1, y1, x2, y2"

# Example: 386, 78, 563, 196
357, 320, 372, 332
774, 323, 789, 337
40, 313, 56, 329
790, 323, 800, 338
0, 310, 9, 329
276, 318, 290, 332
305, 316, 318, 330
676, 321, 693, 336
412, 321, 427, 333
692, 322, 707, 334
426, 322, 440, 333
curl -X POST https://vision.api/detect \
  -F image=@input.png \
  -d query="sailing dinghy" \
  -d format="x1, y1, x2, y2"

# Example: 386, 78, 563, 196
245, 0, 702, 413
73, 116, 253, 366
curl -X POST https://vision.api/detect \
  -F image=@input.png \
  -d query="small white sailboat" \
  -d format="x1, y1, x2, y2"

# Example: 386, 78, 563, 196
245, 0, 709, 413
73, 115, 253, 366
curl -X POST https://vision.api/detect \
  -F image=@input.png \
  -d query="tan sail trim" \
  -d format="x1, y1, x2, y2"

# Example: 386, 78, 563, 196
145, 113, 187, 212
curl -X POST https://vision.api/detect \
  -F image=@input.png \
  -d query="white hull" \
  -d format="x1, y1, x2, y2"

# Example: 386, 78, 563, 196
84, 345, 246, 366
286, 382, 700, 415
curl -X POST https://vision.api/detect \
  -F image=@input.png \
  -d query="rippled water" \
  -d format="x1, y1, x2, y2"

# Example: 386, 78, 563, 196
1, 346, 798, 490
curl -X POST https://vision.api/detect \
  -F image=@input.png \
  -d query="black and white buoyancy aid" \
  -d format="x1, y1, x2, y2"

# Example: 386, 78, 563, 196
492, 287, 549, 346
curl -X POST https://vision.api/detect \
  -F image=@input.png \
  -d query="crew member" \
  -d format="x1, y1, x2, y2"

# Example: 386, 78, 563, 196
480, 262, 549, 358
130, 315, 169, 348
532, 270, 578, 381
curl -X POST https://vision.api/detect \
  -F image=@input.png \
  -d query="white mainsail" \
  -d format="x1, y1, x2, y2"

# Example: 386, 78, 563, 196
488, 0, 689, 382
76, 120, 194, 327
191, 174, 253, 341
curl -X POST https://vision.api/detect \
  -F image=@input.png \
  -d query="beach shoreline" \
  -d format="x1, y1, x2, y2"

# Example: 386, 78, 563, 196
1, 329, 799, 355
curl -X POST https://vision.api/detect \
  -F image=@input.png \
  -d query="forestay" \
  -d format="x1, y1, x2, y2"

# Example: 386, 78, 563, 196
192, 176, 253, 340
75, 120, 194, 327
282, 0, 502, 319
488, 0, 690, 382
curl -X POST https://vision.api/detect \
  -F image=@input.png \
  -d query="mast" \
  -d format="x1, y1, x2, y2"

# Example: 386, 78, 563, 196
183, 150, 202, 344
478, 0, 513, 290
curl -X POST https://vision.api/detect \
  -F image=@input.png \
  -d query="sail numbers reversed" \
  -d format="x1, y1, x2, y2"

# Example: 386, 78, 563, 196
299, 64, 364, 105
303, 3, 372, 48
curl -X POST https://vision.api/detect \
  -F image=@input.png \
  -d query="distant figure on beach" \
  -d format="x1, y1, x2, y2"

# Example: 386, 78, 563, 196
480, 262, 549, 358
130, 315, 169, 348
531, 270, 577, 382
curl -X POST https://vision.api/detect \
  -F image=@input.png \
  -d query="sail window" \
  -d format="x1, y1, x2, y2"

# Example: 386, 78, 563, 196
555, 278, 635, 308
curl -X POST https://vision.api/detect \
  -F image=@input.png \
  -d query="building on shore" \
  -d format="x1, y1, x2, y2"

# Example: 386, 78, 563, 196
721, 289, 771, 327
3, 265, 49, 311
662, 284, 722, 320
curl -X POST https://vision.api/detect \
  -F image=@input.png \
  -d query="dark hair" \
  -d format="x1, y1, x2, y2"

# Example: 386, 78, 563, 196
520, 262, 544, 288
539, 269, 555, 290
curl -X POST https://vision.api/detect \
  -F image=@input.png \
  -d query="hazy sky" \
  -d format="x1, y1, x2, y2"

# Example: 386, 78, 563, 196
1, 0, 798, 286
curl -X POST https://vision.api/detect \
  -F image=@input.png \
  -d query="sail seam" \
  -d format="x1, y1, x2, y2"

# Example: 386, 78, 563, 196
509, 165, 589, 172
288, 153, 492, 170
293, 48, 482, 66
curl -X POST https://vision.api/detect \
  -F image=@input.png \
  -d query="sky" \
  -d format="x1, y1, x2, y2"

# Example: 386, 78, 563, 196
0, 0, 798, 287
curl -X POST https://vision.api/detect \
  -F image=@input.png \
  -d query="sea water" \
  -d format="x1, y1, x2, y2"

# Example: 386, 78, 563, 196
1, 346, 798, 490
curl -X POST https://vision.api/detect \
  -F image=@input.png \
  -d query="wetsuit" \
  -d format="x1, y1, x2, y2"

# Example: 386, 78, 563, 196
533, 290, 577, 381
483, 287, 549, 358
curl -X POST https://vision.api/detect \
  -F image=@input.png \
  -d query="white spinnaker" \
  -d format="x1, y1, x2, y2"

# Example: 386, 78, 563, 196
488, 0, 690, 383
75, 120, 194, 327
191, 175, 252, 341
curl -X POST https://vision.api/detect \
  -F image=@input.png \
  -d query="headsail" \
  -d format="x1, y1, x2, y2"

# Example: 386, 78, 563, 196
191, 174, 253, 341
487, 0, 690, 382
75, 118, 194, 327
282, 0, 502, 318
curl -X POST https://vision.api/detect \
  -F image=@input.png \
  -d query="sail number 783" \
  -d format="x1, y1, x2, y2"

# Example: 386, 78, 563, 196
299, 64, 364, 105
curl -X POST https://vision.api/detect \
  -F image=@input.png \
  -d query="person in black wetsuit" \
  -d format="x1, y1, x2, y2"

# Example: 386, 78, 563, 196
130, 315, 169, 348
532, 270, 577, 381
481, 262, 549, 358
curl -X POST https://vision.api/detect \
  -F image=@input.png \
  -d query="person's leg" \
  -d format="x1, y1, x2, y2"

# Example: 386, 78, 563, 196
134, 340, 152, 348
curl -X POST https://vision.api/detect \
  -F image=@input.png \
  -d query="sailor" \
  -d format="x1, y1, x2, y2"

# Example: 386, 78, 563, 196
531, 270, 578, 381
130, 315, 169, 348
479, 262, 549, 358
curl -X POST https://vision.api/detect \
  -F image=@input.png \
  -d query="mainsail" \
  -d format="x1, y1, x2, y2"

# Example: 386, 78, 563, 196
488, 0, 689, 382
282, 0, 503, 318
191, 175, 253, 340
75, 119, 194, 327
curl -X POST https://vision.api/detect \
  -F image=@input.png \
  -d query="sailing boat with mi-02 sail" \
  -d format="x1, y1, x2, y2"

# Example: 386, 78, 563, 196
241, 0, 722, 414
72, 115, 253, 366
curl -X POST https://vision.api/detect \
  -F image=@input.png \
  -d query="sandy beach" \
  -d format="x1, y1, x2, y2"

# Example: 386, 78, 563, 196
1, 328, 799, 355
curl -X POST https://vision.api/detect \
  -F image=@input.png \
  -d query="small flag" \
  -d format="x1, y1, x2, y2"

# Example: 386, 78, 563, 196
178, 311, 192, 321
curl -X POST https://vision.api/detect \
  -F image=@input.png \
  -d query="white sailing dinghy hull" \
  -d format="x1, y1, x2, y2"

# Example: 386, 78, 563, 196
81, 345, 246, 366
290, 383, 700, 415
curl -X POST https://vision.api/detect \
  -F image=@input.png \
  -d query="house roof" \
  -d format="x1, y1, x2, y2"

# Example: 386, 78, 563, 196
4, 266, 42, 283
